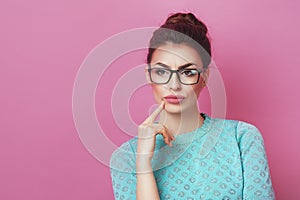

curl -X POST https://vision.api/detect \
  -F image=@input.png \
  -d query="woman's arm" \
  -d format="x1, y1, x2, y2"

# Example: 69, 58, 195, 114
136, 101, 174, 200
136, 157, 160, 200
237, 122, 275, 199
110, 142, 137, 200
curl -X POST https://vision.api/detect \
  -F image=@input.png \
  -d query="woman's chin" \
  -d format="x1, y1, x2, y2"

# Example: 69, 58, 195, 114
164, 103, 184, 114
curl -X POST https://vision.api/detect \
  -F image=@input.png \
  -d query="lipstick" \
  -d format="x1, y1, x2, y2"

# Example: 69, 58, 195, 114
163, 95, 185, 104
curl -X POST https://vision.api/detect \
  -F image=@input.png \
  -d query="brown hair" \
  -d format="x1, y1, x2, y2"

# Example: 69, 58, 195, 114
147, 13, 211, 68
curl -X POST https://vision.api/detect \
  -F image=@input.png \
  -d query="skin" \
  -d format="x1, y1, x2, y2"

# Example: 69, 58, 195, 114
148, 43, 209, 135
136, 43, 209, 200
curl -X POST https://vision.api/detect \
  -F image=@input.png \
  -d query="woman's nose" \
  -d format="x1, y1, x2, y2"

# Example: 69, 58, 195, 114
167, 73, 181, 90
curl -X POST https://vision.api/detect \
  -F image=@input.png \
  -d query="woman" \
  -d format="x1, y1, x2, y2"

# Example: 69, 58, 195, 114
110, 13, 275, 199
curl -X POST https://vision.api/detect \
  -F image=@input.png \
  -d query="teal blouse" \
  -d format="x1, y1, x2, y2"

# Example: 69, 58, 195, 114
110, 114, 275, 199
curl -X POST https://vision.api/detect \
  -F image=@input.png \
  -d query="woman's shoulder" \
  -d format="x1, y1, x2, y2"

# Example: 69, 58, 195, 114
113, 137, 138, 152
209, 114, 264, 144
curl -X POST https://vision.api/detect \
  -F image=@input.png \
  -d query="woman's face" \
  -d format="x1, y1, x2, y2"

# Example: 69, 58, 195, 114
146, 43, 209, 114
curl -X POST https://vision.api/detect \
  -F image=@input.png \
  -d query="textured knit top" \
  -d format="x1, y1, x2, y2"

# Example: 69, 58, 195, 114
110, 114, 275, 199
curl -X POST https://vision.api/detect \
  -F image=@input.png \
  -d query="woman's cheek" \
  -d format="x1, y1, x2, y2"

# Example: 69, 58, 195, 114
152, 85, 163, 103
192, 84, 203, 98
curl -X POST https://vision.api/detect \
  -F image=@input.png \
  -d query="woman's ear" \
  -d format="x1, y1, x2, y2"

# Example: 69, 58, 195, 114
145, 66, 151, 83
202, 68, 210, 86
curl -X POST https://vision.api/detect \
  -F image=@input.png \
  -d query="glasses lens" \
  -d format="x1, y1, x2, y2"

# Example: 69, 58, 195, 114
178, 69, 200, 84
150, 68, 171, 84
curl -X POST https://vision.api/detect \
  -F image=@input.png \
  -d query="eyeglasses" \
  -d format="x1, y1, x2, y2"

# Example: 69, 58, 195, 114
147, 67, 203, 85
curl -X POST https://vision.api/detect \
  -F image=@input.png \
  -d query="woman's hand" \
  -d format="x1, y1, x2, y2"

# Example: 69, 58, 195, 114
137, 100, 175, 160
136, 100, 175, 200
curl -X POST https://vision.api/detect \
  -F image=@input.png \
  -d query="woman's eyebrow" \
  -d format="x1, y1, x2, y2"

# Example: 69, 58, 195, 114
154, 62, 197, 69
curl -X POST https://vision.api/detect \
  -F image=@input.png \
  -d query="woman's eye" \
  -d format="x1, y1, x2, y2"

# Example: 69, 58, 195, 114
155, 69, 168, 76
181, 69, 197, 76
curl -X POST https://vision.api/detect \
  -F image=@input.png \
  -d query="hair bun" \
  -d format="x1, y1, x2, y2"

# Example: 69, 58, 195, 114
147, 12, 211, 68
165, 13, 208, 34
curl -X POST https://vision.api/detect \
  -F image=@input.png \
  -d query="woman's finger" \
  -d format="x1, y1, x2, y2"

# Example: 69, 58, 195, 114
156, 125, 175, 146
142, 101, 165, 125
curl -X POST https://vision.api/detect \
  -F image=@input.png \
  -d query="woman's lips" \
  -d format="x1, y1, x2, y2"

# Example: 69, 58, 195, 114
163, 95, 185, 104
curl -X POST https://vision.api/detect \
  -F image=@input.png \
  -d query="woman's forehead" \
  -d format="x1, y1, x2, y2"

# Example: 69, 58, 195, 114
151, 43, 203, 67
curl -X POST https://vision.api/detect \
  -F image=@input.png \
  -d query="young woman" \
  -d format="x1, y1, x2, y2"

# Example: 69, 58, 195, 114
110, 13, 275, 199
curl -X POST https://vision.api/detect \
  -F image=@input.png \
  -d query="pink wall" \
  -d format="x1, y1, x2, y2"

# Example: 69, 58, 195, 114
1, 0, 299, 199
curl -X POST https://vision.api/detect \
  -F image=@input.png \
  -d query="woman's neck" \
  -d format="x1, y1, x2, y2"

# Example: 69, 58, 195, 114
158, 108, 204, 136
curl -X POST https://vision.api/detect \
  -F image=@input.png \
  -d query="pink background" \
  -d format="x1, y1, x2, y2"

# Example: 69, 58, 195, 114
1, 0, 300, 199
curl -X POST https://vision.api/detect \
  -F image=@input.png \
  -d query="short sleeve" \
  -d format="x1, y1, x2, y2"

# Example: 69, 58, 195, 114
236, 122, 275, 200
110, 141, 137, 200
